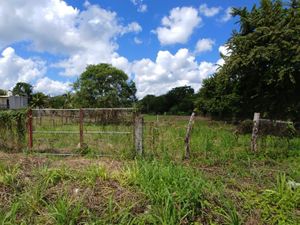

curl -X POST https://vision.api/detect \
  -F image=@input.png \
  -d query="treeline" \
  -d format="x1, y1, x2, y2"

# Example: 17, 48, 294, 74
138, 86, 195, 115
196, 0, 300, 121
1, 81, 196, 115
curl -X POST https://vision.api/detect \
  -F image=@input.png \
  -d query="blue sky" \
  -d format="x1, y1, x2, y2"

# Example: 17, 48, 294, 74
0, 0, 259, 98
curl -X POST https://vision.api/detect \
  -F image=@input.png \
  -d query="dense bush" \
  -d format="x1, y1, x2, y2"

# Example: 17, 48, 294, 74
236, 119, 297, 138
0, 110, 27, 151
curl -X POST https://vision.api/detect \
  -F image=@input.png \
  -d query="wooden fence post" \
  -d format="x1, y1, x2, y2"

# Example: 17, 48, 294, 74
79, 108, 84, 148
251, 112, 260, 152
28, 108, 33, 150
184, 112, 195, 160
134, 114, 143, 155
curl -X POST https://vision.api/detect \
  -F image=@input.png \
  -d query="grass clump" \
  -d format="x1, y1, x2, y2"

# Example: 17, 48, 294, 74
0, 163, 20, 187
38, 167, 75, 186
243, 174, 300, 224
126, 159, 211, 224
47, 195, 84, 225
80, 164, 108, 186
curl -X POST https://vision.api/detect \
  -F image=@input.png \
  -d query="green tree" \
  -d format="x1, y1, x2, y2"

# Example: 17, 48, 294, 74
48, 95, 66, 108
139, 94, 168, 114
73, 64, 137, 108
12, 82, 33, 104
139, 86, 195, 115
197, 0, 300, 120
138, 95, 157, 113
64, 92, 74, 108
165, 86, 195, 114
31, 92, 48, 108
12, 82, 33, 97
48, 92, 75, 109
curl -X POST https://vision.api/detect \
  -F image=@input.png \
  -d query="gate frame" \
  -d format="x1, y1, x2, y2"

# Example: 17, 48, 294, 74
27, 108, 143, 155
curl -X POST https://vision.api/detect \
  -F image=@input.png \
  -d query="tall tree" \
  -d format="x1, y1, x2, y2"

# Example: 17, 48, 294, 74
197, 0, 300, 120
12, 82, 33, 97
165, 86, 195, 114
73, 64, 137, 108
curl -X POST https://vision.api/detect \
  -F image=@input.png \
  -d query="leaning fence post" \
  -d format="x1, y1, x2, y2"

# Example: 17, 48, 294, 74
134, 114, 143, 155
79, 108, 84, 148
184, 112, 195, 160
27, 108, 33, 150
251, 112, 260, 152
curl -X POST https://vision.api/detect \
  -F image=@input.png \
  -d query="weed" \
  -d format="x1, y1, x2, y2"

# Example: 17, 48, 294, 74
47, 195, 84, 225
216, 201, 242, 225
0, 202, 20, 225
126, 159, 210, 224
38, 167, 75, 186
0, 163, 20, 188
244, 174, 300, 224
81, 164, 108, 185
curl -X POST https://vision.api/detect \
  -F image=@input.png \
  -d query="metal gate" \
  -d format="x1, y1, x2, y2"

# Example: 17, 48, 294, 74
27, 108, 143, 156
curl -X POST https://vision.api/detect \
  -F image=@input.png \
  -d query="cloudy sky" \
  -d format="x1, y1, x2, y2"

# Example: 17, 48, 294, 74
0, 0, 259, 98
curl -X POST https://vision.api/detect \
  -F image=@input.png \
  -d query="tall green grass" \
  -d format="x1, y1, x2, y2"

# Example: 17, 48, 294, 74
124, 159, 213, 224
1, 115, 300, 224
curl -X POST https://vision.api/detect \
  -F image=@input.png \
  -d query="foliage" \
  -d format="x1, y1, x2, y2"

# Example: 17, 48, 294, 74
73, 63, 137, 108
236, 119, 297, 138
244, 174, 300, 224
0, 110, 27, 150
235, 119, 253, 134
31, 92, 49, 108
48, 92, 74, 108
0, 115, 300, 224
196, 0, 300, 120
0, 164, 20, 187
127, 160, 208, 223
12, 82, 33, 104
139, 86, 195, 115
47, 195, 83, 225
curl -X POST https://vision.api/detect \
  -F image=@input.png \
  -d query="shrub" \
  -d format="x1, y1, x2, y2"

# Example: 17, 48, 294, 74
0, 110, 27, 151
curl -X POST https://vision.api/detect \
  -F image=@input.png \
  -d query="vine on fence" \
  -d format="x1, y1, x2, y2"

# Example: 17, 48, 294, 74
0, 110, 27, 150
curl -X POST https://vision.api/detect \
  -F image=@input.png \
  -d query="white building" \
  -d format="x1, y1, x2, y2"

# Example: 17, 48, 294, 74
0, 95, 28, 109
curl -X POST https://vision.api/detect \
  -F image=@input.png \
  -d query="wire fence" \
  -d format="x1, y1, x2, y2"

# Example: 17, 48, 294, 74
1, 109, 299, 159
27, 108, 142, 157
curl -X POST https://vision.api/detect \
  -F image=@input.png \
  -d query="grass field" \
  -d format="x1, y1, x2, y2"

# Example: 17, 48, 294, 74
0, 115, 300, 224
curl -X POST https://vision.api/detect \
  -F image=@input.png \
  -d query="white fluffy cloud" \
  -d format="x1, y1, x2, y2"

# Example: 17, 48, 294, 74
195, 38, 215, 53
220, 7, 233, 22
0, 0, 228, 98
34, 77, 71, 95
156, 7, 201, 45
132, 48, 220, 97
199, 4, 221, 17
0, 0, 142, 79
0, 47, 45, 90
0, 47, 71, 95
